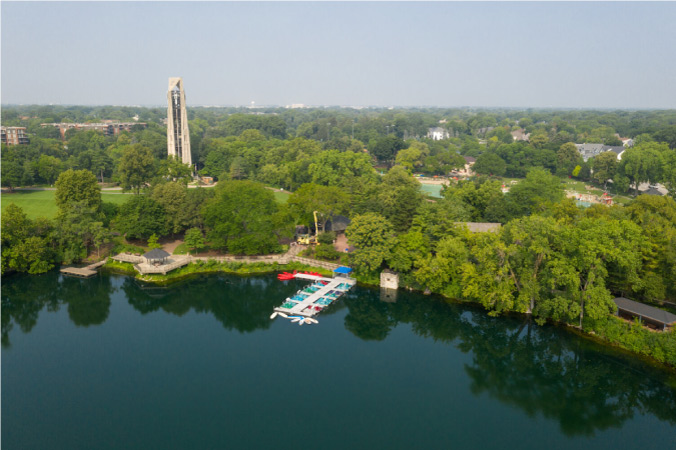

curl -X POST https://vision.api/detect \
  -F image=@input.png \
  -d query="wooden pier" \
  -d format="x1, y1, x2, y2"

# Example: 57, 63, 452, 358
274, 274, 356, 318
60, 260, 107, 278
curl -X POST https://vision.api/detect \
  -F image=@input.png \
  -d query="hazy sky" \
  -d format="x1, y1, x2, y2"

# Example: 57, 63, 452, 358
2, 1, 676, 108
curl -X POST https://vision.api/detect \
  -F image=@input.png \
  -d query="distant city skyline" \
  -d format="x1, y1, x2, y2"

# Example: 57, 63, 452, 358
2, 2, 676, 109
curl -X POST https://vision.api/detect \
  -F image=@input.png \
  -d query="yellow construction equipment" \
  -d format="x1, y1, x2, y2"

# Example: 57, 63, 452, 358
296, 211, 322, 245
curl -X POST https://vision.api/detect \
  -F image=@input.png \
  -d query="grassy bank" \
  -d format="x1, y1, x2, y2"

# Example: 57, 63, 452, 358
103, 258, 332, 285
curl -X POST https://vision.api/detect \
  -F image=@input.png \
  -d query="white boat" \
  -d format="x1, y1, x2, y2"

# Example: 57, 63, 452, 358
270, 312, 278, 319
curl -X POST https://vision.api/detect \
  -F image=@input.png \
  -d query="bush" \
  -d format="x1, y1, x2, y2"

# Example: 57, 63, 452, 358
315, 244, 341, 261
588, 316, 676, 367
317, 231, 336, 245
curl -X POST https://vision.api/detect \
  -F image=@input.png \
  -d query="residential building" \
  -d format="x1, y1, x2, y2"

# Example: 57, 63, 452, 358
1, 126, 29, 145
511, 128, 530, 142
167, 77, 192, 166
452, 155, 476, 177
40, 122, 146, 139
574, 143, 625, 162
427, 127, 450, 140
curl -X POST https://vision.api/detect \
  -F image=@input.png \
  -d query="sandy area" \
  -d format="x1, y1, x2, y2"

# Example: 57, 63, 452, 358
161, 238, 184, 255
333, 233, 353, 253
417, 177, 451, 185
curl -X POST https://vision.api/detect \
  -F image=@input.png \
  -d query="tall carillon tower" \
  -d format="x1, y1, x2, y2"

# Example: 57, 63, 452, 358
167, 77, 192, 166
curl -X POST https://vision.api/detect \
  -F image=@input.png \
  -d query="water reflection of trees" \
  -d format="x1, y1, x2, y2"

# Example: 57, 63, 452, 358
2, 272, 115, 346
343, 292, 676, 437
121, 274, 294, 333
4, 273, 675, 435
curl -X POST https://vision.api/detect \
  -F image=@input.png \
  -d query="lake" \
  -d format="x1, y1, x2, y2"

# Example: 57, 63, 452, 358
2, 272, 675, 449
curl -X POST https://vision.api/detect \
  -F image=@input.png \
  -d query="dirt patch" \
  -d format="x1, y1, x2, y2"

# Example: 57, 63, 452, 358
161, 238, 184, 255
333, 233, 353, 253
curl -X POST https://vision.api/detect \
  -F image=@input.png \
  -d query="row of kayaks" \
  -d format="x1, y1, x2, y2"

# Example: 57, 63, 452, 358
277, 270, 322, 281
269, 311, 318, 326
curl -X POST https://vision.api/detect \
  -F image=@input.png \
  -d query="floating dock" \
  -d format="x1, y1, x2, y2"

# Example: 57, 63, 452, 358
60, 260, 106, 278
273, 268, 356, 320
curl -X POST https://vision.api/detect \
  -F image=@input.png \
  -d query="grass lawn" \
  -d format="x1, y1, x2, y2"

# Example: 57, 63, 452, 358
2, 189, 133, 219
273, 190, 290, 204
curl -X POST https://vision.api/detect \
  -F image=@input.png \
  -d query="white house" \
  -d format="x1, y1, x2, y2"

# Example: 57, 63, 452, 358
427, 127, 450, 140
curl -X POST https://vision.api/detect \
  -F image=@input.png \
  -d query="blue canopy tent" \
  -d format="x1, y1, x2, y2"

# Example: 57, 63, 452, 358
333, 266, 353, 279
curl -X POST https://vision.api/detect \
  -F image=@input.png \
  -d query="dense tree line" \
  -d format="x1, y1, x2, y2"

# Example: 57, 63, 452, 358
3, 105, 676, 368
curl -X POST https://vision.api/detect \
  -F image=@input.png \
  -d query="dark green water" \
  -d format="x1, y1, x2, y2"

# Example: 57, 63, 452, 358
2, 272, 675, 449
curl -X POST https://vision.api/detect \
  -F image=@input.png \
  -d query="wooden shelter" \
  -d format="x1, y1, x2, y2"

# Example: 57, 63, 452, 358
143, 248, 170, 265
614, 297, 676, 331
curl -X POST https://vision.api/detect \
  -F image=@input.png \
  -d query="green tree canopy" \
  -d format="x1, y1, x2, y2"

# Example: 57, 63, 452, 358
202, 180, 288, 255
114, 195, 168, 240
346, 213, 396, 273
54, 169, 101, 212
118, 144, 155, 194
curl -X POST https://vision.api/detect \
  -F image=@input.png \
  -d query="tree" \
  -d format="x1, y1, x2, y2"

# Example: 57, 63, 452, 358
619, 142, 666, 195
36, 154, 63, 185
592, 151, 618, 190
118, 144, 155, 194
184, 227, 206, 254
287, 184, 350, 232
202, 180, 287, 255
473, 152, 506, 177
545, 219, 645, 328
147, 234, 162, 249
369, 135, 406, 162
158, 155, 193, 185
375, 166, 425, 232
0, 159, 24, 191
114, 195, 168, 240
1, 203, 56, 275
504, 168, 564, 219
151, 182, 188, 235
395, 142, 429, 171
661, 148, 676, 198
317, 231, 336, 245
503, 216, 560, 316
54, 169, 101, 212
556, 142, 583, 177
54, 201, 108, 264
460, 232, 518, 315
345, 213, 396, 272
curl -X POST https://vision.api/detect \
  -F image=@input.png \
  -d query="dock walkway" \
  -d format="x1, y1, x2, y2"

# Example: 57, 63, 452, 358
60, 260, 106, 278
274, 274, 356, 317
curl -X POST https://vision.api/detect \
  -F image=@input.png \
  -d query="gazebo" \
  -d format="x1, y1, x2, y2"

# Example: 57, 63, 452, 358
143, 248, 170, 266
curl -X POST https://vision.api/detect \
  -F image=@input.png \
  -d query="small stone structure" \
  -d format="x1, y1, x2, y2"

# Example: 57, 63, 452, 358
380, 270, 399, 290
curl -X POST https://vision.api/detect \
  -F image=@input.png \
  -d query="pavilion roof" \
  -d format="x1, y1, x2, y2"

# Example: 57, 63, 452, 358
143, 248, 170, 260
614, 297, 676, 326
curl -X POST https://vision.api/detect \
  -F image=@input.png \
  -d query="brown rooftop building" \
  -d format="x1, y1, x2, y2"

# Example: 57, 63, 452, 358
1, 126, 30, 145
40, 122, 146, 139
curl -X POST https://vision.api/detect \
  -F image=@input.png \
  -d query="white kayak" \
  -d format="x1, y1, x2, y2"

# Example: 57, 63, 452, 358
270, 312, 278, 319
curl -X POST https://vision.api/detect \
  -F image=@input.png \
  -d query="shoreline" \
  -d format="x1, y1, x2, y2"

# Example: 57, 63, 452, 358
101, 258, 676, 372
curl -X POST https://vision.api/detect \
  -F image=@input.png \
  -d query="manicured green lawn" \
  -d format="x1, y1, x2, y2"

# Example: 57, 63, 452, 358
273, 190, 290, 204
2, 190, 132, 219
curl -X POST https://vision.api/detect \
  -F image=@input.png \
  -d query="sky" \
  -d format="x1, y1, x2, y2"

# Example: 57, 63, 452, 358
2, 1, 676, 108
